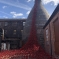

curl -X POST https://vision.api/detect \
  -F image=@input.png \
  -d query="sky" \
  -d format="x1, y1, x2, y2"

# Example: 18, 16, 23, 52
0, 0, 59, 19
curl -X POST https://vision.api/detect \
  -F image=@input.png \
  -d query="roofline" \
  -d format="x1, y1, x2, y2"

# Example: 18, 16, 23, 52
43, 4, 59, 29
0, 18, 26, 21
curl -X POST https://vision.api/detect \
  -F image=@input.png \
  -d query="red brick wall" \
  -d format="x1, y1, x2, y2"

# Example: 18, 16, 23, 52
44, 12, 59, 59
44, 24, 51, 55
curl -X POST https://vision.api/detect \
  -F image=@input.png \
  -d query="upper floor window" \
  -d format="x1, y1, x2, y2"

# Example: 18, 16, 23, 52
13, 30, 16, 34
46, 29, 49, 45
5, 22, 8, 26
12, 22, 17, 26
23, 22, 25, 26
46, 29, 48, 36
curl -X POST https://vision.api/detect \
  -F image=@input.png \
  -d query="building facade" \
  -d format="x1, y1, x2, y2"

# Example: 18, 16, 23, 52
0, 19, 26, 51
43, 4, 59, 59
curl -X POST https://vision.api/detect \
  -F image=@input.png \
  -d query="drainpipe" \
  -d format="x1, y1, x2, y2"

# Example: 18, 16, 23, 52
2, 29, 4, 40
49, 23, 52, 56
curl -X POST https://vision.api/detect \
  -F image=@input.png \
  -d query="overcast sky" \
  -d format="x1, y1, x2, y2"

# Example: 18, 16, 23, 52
0, 0, 59, 19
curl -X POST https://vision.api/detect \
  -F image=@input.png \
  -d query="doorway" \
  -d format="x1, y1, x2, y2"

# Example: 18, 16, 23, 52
53, 18, 59, 55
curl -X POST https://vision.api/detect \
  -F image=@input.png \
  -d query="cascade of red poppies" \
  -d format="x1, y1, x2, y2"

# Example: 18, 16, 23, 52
0, 0, 56, 59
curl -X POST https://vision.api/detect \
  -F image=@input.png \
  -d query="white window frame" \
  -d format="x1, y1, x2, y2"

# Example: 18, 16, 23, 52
23, 22, 25, 26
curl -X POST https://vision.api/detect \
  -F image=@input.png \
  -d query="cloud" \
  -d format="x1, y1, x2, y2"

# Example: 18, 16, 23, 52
27, 0, 31, 2
2, 6, 7, 9
27, 0, 59, 6
3, 16, 8, 18
10, 12, 16, 14
0, 11, 11, 16
22, 17, 26, 19
0, 0, 31, 10
26, 10, 30, 15
42, 0, 59, 5
10, 11, 23, 18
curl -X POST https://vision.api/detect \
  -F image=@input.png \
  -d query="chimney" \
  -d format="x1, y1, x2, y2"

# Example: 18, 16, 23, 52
35, 0, 41, 4
22, 0, 49, 48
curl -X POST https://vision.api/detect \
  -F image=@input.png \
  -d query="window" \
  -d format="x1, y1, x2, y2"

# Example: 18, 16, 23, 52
0, 22, 1, 26
5, 22, 8, 26
23, 22, 25, 26
21, 30, 23, 34
46, 29, 48, 41
12, 22, 17, 26
13, 30, 16, 34
46, 29, 49, 45
46, 29, 48, 35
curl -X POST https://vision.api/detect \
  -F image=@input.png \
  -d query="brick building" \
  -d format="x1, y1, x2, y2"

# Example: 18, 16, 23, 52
43, 4, 59, 59
0, 19, 26, 51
